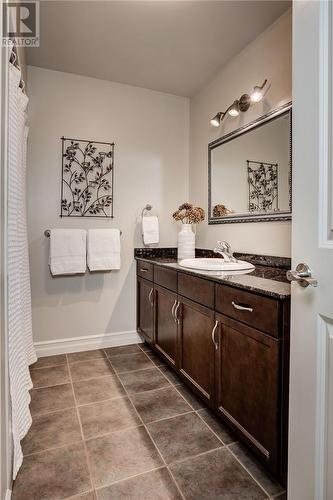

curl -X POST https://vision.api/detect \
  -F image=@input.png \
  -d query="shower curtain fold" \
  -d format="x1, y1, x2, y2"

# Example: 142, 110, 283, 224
8, 56, 37, 479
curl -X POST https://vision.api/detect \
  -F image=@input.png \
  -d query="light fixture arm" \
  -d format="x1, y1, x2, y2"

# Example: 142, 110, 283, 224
257, 79, 267, 91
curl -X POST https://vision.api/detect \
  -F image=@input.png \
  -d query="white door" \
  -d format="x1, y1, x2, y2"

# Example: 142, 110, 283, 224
289, 1, 333, 499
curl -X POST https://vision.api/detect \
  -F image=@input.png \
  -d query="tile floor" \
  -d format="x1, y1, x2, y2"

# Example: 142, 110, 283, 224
12, 343, 286, 500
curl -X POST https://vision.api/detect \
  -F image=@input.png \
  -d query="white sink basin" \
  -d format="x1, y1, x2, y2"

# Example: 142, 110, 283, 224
179, 258, 255, 272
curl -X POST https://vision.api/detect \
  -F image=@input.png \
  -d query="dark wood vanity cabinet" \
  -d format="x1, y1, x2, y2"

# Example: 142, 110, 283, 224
178, 298, 215, 407
215, 313, 280, 471
154, 285, 178, 367
137, 277, 154, 344
136, 259, 289, 484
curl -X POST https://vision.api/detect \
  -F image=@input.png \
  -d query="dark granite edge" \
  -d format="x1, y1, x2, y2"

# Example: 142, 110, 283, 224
134, 247, 291, 269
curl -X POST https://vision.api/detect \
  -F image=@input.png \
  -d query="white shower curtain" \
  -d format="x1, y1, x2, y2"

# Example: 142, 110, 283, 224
7, 52, 37, 479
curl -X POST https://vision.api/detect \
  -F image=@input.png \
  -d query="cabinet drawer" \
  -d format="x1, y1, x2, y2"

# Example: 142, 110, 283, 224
178, 273, 214, 309
154, 266, 177, 292
215, 284, 279, 337
137, 260, 154, 281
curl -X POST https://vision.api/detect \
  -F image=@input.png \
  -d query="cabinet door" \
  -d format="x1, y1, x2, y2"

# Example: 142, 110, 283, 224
178, 298, 215, 407
154, 285, 178, 367
216, 314, 280, 472
137, 277, 154, 344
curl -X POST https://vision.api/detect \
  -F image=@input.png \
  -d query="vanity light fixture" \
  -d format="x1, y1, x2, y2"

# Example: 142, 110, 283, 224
228, 100, 240, 117
210, 79, 268, 127
251, 79, 268, 103
210, 111, 225, 127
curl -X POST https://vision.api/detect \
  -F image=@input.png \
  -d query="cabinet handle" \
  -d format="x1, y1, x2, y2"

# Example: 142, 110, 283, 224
148, 288, 154, 306
212, 320, 219, 350
171, 300, 177, 320
140, 268, 149, 273
232, 301, 253, 313
175, 301, 181, 324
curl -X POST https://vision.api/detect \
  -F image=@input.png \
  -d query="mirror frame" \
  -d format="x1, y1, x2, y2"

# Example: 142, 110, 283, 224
208, 101, 292, 224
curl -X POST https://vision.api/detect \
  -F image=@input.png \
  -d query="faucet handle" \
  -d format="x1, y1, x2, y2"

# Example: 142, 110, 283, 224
216, 240, 231, 251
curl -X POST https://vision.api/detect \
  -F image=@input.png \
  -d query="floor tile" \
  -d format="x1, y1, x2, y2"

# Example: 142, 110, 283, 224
79, 397, 141, 439
118, 367, 170, 394
229, 442, 284, 496
130, 386, 191, 423
30, 383, 75, 416
104, 344, 142, 357
147, 412, 221, 464
12, 443, 91, 500
170, 447, 268, 500
110, 352, 154, 373
175, 384, 205, 410
159, 366, 181, 386
31, 364, 70, 388
69, 359, 114, 382
145, 350, 167, 367
86, 426, 163, 488
30, 354, 67, 370
68, 349, 106, 363
22, 408, 82, 455
96, 468, 182, 499
197, 408, 238, 445
65, 493, 95, 500
139, 343, 153, 352
74, 375, 125, 405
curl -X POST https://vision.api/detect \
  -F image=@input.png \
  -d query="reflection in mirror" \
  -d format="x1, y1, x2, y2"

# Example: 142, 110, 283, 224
209, 104, 291, 224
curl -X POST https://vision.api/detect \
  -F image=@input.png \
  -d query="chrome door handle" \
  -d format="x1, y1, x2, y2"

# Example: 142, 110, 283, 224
171, 300, 177, 320
175, 301, 181, 324
287, 263, 318, 288
148, 288, 154, 306
232, 301, 253, 313
212, 320, 219, 350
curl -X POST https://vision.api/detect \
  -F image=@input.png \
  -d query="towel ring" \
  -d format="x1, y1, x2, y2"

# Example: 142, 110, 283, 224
141, 204, 152, 218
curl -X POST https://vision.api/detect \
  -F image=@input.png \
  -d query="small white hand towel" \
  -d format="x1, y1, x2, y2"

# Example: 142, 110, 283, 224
142, 216, 159, 245
49, 229, 86, 276
87, 229, 121, 271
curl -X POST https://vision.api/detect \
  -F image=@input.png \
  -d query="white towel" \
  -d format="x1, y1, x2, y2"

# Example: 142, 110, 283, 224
142, 216, 159, 245
49, 229, 86, 275
87, 229, 121, 271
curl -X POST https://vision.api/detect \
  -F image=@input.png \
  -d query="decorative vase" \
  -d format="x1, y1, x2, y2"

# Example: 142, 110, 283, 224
177, 223, 195, 260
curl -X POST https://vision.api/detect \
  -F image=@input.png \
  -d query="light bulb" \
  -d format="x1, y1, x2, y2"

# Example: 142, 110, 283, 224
210, 112, 224, 127
250, 80, 267, 103
251, 87, 263, 103
228, 100, 239, 117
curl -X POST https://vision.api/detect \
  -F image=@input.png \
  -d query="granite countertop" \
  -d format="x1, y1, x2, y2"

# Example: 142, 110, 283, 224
135, 249, 291, 300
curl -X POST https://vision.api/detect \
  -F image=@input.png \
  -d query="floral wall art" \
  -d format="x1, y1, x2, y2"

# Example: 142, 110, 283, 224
61, 137, 114, 218
247, 160, 278, 213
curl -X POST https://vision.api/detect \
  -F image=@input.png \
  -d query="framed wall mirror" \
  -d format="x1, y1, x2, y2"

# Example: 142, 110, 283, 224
208, 102, 292, 224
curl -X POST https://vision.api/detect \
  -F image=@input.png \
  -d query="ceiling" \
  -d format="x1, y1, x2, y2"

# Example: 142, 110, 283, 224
27, 1, 291, 97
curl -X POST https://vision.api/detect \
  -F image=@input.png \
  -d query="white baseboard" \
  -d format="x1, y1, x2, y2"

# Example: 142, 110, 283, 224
34, 330, 144, 357
5, 489, 12, 500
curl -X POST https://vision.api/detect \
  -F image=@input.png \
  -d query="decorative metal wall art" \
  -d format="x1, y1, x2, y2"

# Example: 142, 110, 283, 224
61, 137, 114, 218
247, 160, 278, 213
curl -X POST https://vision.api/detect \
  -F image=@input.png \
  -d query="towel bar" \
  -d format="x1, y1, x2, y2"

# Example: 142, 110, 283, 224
44, 229, 122, 237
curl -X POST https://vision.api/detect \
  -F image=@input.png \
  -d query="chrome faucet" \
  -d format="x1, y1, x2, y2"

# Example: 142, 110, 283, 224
213, 241, 238, 263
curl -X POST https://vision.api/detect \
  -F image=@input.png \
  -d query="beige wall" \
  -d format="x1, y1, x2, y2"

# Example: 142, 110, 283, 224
27, 66, 189, 344
189, 10, 292, 257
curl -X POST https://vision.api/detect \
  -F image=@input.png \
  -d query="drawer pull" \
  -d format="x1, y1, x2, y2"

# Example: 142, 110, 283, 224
140, 268, 149, 273
175, 301, 181, 324
212, 320, 219, 350
171, 300, 177, 321
232, 301, 253, 313
148, 288, 154, 306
